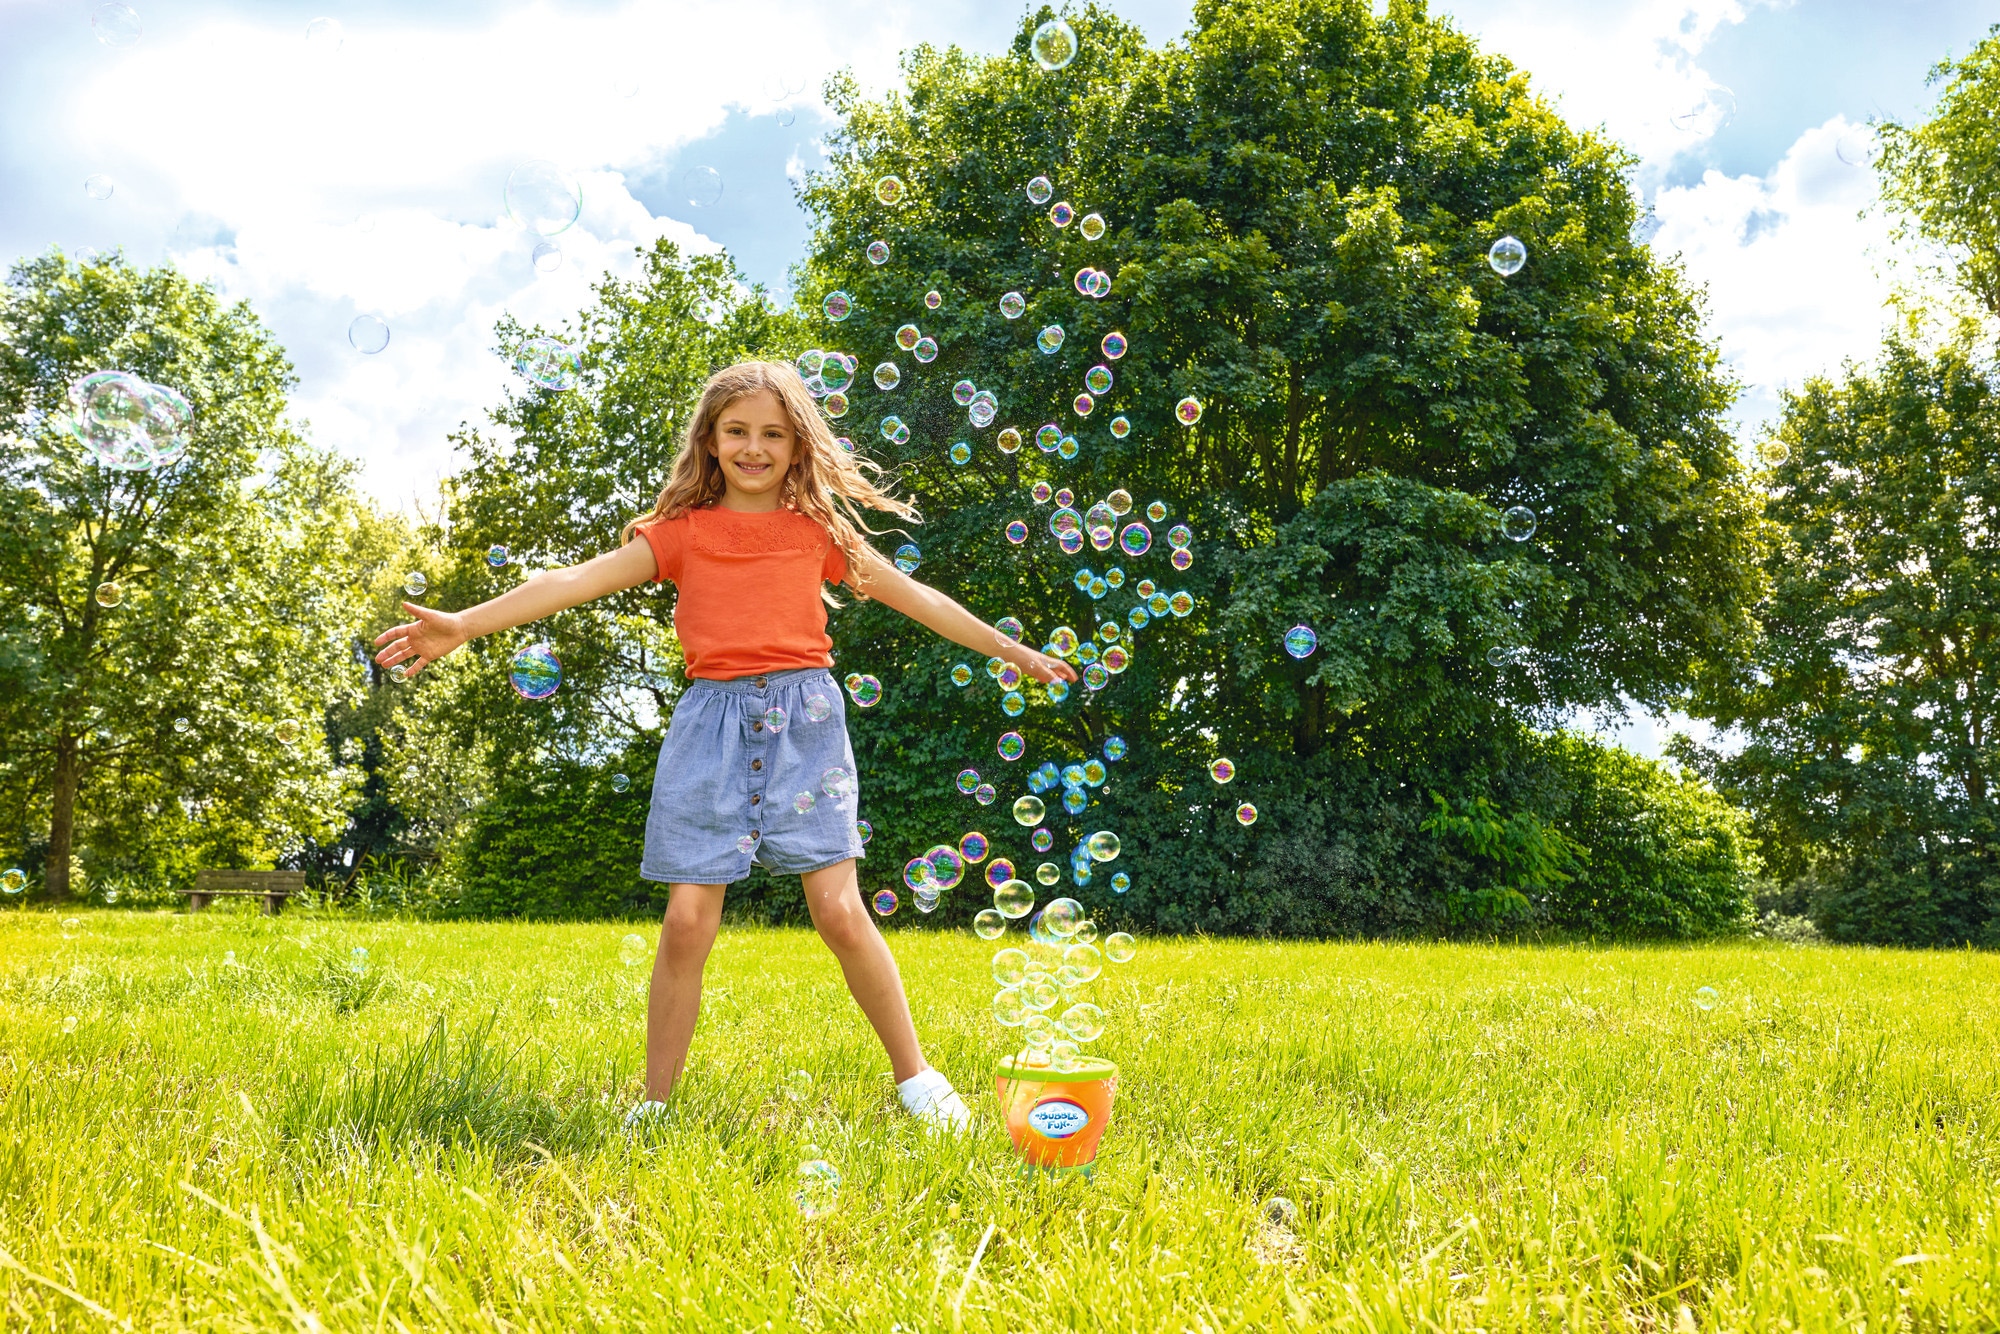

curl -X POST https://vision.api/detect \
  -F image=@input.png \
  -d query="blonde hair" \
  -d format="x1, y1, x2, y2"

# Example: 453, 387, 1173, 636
623, 360, 920, 577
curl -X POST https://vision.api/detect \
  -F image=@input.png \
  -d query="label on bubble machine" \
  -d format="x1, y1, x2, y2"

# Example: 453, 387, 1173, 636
1027, 1099, 1091, 1140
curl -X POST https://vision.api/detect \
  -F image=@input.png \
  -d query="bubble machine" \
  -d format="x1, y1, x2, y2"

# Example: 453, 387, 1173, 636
995, 1054, 1118, 1174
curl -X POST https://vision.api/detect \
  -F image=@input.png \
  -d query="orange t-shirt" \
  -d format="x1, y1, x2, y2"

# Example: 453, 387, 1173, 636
634, 506, 850, 680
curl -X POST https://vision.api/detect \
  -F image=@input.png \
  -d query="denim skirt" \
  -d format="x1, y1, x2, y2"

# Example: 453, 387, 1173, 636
641, 667, 865, 884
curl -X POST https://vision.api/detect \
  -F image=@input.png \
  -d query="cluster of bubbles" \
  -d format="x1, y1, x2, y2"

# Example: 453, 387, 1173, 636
59, 371, 192, 472
976, 869, 1138, 1072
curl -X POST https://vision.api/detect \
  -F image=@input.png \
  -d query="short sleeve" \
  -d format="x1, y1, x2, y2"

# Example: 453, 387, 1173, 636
634, 516, 684, 585
821, 534, 849, 587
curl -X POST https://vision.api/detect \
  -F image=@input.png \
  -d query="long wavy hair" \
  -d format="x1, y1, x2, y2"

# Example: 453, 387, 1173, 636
622, 361, 919, 578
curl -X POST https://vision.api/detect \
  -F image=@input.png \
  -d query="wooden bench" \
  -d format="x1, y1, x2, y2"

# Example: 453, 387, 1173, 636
179, 870, 305, 915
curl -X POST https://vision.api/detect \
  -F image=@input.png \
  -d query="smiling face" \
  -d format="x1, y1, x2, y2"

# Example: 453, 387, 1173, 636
708, 390, 799, 511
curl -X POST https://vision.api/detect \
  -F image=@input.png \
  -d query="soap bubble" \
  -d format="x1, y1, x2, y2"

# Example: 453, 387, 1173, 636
1111, 872, 1130, 894
1049, 201, 1075, 228
1060, 1001, 1105, 1042
1500, 505, 1538, 541
847, 674, 882, 707
1002, 692, 1025, 716
957, 768, 981, 795
1032, 827, 1055, 851
894, 323, 921, 352
805, 693, 833, 723
819, 354, 856, 392
1264, 1197, 1300, 1229
1695, 985, 1719, 1011
274, 719, 301, 745
925, 290, 943, 311
950, 443, 971, 465
867, 240, 891, 266
823, 291, 852, 321
975, 908, 1007, 940
879, 416, 909, 445
914, 337, 938, 363
999, 427, 1024, 454
1004, 520, 1029, 545
531, 241, 562, 273
1000, 291, 1026, 319
84, 174, 114, 200
792, 790, 817, 815
1080, 212, 1106, 241
952, 379, 977, 406
1099, 330, 1129, 361
1041, 897, 1082, 937
993, 987, 1027, 1026
515, 336, 582, 391
1072, 393, 1095, 416
995, 879, 1034, 918
1083, 759, 1107, 786
872, 888, 899, 916
91, 4, 142, 46
1060, 943, 1102, 985
925, 845, 966, 890
1035, 862, 1060, 887
1103, 931, 1136, 963
1027, 176, 1054, 205
1022, 975, 1060, 1011
856, 819, 873, 846
1284, 625, 1318, 658
998, 732, 1026, 761
506, 160, 582, 236
1236, 803, 1259, 826
1037, 325, 1065, 354
1085, 365, 1113, 395
764, 705, 789, 733
618, 933, 648, 967
1073, 267, 1098, 295
1119, 523, 1151, 556
348, 315, 391, 354
1169, 591, 1194, 617
874, 175, 906, 206
93, 580, 123, 608
894, 543, 921, 573
874, 361, 902, 392
1087, 831, 1121, 861
1170, 548, 1194, 572
951, 664, 975, 688
958, 831, 989, 864
1, 868, 25, 894
1012, 795, 1046, 826
510, 642, 562, 700
681, 166, 724, 207
1031, 18, 1078, 71
795, 1160, 841, 1217
992, 947, 1028, 987
1488, 235, 1527, 276
485, 544, 509, 568
1209, 758, 1236, 784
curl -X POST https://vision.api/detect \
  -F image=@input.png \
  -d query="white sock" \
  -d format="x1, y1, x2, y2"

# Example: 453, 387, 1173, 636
897, 1068, 971, 1130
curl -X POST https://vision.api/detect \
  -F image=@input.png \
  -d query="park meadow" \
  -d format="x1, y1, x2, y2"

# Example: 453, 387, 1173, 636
6, 905, 2000, 1331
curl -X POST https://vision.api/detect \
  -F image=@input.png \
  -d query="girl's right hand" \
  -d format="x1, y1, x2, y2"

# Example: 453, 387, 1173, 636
372, 602, 469, 677
1010, 645, 1079, 685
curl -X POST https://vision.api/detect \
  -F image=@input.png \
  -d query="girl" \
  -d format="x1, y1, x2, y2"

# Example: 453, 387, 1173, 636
373, 361, 1077, 1129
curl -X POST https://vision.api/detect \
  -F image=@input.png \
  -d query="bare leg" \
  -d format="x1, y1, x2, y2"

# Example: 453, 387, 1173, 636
645, 882, 726, 1102
802, 860, 927, 1084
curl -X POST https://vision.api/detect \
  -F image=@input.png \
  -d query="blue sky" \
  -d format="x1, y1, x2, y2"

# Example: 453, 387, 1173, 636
1, 0, 1994, 748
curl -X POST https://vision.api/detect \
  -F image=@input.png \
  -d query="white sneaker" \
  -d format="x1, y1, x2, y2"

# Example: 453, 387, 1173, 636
897, 1068, 971, 1132
624, 1099, 671, 1131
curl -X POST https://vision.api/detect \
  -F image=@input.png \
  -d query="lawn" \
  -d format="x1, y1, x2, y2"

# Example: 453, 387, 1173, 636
4, 907, 1999, 1331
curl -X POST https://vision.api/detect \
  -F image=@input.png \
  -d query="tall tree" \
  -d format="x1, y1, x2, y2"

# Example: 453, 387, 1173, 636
788, 0, 1760, 929
1878, 26, 2000, 321
1683, 337, 2000, 944
0, 253, 363, 899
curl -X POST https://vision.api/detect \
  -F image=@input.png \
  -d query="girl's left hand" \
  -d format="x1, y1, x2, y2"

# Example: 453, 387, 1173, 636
1010, 646, 1079, 684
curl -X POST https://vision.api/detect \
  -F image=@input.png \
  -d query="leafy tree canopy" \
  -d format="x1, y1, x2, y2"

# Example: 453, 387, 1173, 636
1879, 26, 2000, 322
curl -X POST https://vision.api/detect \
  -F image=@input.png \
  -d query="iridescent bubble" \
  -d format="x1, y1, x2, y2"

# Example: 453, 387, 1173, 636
274, 719, 301, 745
952, 379, 977, 407
999, 427, 1023, 454
1501, 505, 1538, 541
997, 664, 1022, 690
1061, 942, 1103, 985
893, 324, 922, 352
1054, 488, 1075, 508
1119, 523, 1151, 556
977, 785, 999, 806
1060, 1001, 1105, 1042
991, 946, 1028, 987
1695, 985, 1720, 1011
998, 731, 1026, 761
1169, 591, 1194, 617
348, 315, 391, 354
874, 361, 902, 392
1104, 931, 1136, 963
1079, 212, 1106, 241
1045, 680, 1069, 704
1049, 505, 1081, 538
1000, 291, 1026, 319
1002, 692, 1026, 716
1058, 530, 1084, 554
1026, 176, 1054, 205
1083, 759, 1107, 786
823, 291, 852, 322
1085, 502, 1116, 544
1031, 18, 1078, 71
1488, 234, 1527, 276
94, 580, 123, 608
894, 543, 921, 574
1167, 524, 1192, 549
1086, 832, 1120, 863
914, 888, 939, 914
1085, 365, 1112, 395
824, 390, 850, 417
983, 860, 1015, 892
1013, 795, 1046, 826
959, 831, 989, 863
509, 642, 562, 700
531, 241, 562, 273
951, 664, 973, 687
1284, 625, 1318, 658
486, 544, 509, 568
1032, 828, 1054, 852
879, 416, 909, 445
867, 240, 891, 266
1111, 871, 1130, 893
1128, 606, 1149, 630
847, 675, 882, 707
1236, 802, 1259, 826
913, 337, 938, 363
1049, 625, 1079, 656
1006, 519, 1029, 544
763, 706, 788, 734
993, 986, 1026, 1024
1042, 897, 1083, 937
856, 819, 873, 844
1073, 267, 1098, 295
514, 336, 582, 391
926, 844, 966, 890
969, 393, 998, 428
1209, 758, 1236, 784
958, 768, 981, 794
871, 888, 899, 916
1037, 325, 1065, 354
819, 354, 856, 393
1037, 424, 1063, 453
793, 790, 817, 814
874, 175, 906, 206
505, 160, 582, 236
951, 442, 971, 464
1175, 397, 1203, 426
975, 908, 1007, 940
1036, 862, 1060, 887
795, 1160, 841, 1217
1148, 592, 1171, 616
805, 693, 833, 722
995, 879, 1034, 917
1103, 735, 1127, 762
996, 616, 1025, 642
925, 290, 942, 309
1265, 1197, 1300, 1229
1171, 548, 1194, 571
1049, 201, 1075, 228
1072, 393, 1095, 416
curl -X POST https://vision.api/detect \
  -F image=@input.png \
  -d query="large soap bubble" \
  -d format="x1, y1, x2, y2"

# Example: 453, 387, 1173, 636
1487, 235, 1527, 277
509, 642, 562, 700
505, 160, 582, 236
65, 371, 192, 472
514, 336, 581, 391
1031, 18, 1078, 71
349, 315, 390, 354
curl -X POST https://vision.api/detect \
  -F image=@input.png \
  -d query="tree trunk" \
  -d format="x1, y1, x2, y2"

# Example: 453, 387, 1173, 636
46, 732, 79, 901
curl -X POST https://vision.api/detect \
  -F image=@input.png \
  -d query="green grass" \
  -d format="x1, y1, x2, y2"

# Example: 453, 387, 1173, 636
5, 908, 2000, 1330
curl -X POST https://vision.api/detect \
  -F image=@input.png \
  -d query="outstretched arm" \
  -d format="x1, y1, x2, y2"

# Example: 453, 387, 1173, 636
848, 545, 1078, 684
372, 538, 658, 676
